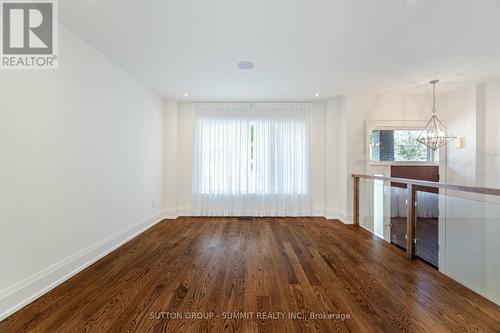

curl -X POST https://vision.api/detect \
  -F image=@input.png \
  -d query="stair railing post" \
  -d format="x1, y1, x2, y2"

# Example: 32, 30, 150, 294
353, 176, 360, 226
406, 184, 416, 259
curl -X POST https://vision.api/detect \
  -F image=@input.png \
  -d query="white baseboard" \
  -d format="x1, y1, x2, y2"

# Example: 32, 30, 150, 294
177, 206, 346, 221
312, 208, 325, 217
0, 210, 166, 321
162, 208, 179, 219
324, 208, 349, 224
179, 206, 333, 218
177, 207, 192, 216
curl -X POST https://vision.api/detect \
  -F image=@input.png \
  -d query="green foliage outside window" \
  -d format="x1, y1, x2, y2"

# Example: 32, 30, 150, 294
370, 129, 431, 162
394, 130, 428, 161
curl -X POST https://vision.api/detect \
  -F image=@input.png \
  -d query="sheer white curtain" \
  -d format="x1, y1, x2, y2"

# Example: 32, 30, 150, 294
192, 102, 312, 216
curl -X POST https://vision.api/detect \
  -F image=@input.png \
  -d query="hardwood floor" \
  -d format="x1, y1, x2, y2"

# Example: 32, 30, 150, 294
1, 217, 499, 332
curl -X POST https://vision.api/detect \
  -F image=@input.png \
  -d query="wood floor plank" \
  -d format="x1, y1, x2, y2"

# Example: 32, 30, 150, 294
1, 217, 499, 333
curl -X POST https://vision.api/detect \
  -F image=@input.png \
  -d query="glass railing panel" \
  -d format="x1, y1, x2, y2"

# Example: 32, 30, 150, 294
359, 177, 409, 251
388, 182, 408, 251
435, 189, 500, 303
359, 178, 375, 234
372, 177, 387, 240
415, 188, 440, 267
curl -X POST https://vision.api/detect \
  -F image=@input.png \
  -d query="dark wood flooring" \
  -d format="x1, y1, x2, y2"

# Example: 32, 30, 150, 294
1, 217, 499, 332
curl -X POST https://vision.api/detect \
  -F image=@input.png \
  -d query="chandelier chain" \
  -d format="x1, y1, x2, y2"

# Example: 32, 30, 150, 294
431, 79, 439, 114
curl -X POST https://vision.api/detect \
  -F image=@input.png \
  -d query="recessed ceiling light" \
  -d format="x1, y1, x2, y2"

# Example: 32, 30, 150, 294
183, 92, 188, 97
314, 93, 320, 97
237, 61, 255, 70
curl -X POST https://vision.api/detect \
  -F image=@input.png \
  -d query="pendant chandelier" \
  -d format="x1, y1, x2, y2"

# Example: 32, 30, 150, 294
417, 80, 456, 151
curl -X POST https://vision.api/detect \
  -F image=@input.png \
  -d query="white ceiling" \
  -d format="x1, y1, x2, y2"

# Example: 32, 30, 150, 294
61, 0, 500, 100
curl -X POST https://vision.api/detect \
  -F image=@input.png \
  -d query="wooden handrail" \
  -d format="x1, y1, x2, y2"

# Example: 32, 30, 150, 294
352, 174, 500, 196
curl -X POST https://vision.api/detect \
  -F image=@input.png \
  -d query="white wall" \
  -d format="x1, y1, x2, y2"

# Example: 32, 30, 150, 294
163, 101, 178, 217
440, 85, 477, 185
172, 101, 328, 216
311, 103, 327, 215
0, 26, 165, 319
176, 102, 194, 215
325, 98, 347, 221
485, 80, 500, 187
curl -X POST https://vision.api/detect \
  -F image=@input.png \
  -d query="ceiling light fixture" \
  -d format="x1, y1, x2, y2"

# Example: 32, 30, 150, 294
314, 93, 320, 97
183, 92, 188, 97
237, 61, 255, 70
416, 80, 456, 151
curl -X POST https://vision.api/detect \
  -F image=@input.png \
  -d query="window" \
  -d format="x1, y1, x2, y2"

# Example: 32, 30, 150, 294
192, 102, 312, 216
369, 129, 435, 163
196, 118, 308, 195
